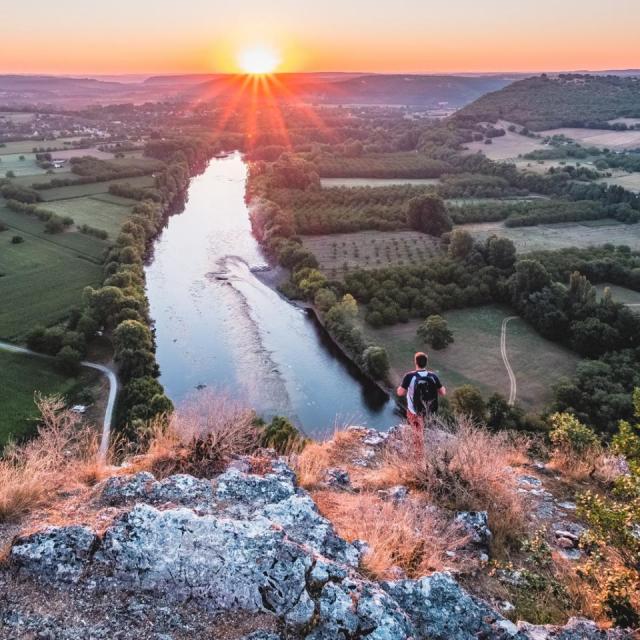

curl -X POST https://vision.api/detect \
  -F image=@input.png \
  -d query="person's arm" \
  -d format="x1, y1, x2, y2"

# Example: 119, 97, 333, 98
434, 374, 446, 396
397, 373, 412, 397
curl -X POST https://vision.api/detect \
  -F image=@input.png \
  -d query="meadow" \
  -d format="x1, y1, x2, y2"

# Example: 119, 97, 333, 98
363, 305, 579, 410
302, 230, 441, 276
461, 219, 640, 252
0, 350, 100, 445
597, 172, 640, 193
0, 137, 83, 155
45, 195, 133, 237
0, 204, 105, 340
464, 126, 546, 161
594, 283, 640, 306
540, 127, 640, 150
0, 153, 50, 177
36, 175, 155, 201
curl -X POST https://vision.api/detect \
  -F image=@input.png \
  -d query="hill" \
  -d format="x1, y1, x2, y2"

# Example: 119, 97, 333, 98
184, 73, 517, 108
456, 74, 640, 129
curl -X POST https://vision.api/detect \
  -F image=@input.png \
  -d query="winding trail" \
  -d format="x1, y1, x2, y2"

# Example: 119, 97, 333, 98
501, 316, 519, 406
0, 341, 117, 458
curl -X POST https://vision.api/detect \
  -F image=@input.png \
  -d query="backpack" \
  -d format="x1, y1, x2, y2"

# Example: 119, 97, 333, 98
412, 373, 438, 415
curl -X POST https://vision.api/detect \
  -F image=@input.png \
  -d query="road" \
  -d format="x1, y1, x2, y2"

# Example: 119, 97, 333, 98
0, 340, 117, 458
500, 316, 519, 406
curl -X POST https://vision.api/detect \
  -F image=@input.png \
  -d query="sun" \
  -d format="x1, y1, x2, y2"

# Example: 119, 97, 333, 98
237, 44, 280, 75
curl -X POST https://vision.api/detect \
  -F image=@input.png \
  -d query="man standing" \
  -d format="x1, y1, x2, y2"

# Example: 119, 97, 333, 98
397, 352, 446, 449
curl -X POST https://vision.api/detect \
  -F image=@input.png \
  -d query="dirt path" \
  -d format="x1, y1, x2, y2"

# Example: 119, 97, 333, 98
501, 316, 518, 405
0, 341, 117, 458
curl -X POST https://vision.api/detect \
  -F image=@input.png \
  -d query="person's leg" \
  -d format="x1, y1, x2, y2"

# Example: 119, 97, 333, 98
407, 411, 425, 453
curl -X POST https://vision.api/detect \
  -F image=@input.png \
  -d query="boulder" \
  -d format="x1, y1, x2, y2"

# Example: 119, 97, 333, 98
10, 525, 97, 584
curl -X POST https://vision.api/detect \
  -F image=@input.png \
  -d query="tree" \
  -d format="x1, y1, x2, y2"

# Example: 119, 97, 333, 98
11, 235, 24, 244
5, 170, 15, 178
362, 345, 390, 380
486, 235, 516, 269
113, 319, 153, 353
448, 229, 474, 259
314, 287, 338, 313
486, 393, 523, 430
417, 314, 454, 350
56, 345, 82, 375
510, 259, 551, 304
451, 385, 486, 422
406, 195, 452, 237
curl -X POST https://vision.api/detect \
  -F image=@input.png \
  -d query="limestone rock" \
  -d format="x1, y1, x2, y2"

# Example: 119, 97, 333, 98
10, 525, 97, 584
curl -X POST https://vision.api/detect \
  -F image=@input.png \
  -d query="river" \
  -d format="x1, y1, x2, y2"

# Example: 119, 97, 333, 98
145, 153, 399, 438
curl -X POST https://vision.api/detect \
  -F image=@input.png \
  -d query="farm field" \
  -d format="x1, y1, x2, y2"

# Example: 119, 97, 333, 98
597, 172, 640, 193
315, 152, 449, 178
464, 123, 546, 160
302, 230, 441, 276
321, 177, 441, 188
0, 137, 83, 155
539, 127, 640, 150
0, 206, 104, 340
11, 171, 75, 187
45, 195, 133, 237
0, 350, 100, 445
36, 174, 155, 201
460, 219, 640, 252
0, 153, 51, 177
363, 305, 579, 410
594, 283, 640, 306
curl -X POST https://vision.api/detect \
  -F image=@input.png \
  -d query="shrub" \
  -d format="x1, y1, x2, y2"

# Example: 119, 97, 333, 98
11, 235, 24, 244
258, 416, 307, 454
451, 385, 486, 422
380, 418, 526, 550
0, 396, 105, 522
134, 392, 261, 478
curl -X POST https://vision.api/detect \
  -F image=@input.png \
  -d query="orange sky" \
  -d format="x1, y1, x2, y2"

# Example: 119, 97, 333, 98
2, 0, 639, 75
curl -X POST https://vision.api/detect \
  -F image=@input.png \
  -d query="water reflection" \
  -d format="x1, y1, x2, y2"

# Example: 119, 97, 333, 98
145, 153, 398, 438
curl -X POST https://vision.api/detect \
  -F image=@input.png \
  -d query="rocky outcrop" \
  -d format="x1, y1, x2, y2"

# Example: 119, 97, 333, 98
5, 459, 631, 640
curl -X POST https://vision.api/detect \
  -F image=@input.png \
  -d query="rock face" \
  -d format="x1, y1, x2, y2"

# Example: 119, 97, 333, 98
6, 460, 631, 640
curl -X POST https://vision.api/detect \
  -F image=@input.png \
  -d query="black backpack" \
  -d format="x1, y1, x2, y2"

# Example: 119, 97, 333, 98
412, 373, 438, 415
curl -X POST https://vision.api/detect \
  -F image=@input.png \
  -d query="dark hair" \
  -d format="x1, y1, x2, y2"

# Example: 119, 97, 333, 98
415, 352, 428, 368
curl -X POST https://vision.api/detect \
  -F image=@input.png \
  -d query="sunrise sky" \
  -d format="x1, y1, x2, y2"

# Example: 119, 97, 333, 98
2, 0, 639, 75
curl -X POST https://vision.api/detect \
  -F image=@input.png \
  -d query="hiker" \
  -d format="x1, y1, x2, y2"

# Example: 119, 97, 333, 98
396, 352, 446, 450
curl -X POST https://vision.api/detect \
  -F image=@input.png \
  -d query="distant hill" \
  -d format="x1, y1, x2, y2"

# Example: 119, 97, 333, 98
184, 73, 517, 108
456, 74, 640, 130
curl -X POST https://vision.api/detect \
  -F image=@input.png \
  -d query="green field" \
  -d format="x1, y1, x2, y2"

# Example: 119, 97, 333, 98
363, 305, 580, 410
36, 175, 155, 201
460, 219, 640, 252
0, 138, 83, 156
46, 195, 133, 237
0, 204, 105, 340
595, 283, 640, 306
0, 350, 100, 445
0, 153, 50, 177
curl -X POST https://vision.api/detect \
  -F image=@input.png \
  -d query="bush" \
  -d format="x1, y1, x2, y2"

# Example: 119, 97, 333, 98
451, 385, 486, 422
258, 416, 307, 453
11, 235, 24, 244
548, 412, 599, 455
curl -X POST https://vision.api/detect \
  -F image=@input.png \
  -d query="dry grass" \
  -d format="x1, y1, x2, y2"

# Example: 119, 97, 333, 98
132, 392, 261, 479
547, 446, 603, 482
0, 395, 108, 522
312, 490, 469, 579
362, 418, 527, 551
294, 429, 366, 488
